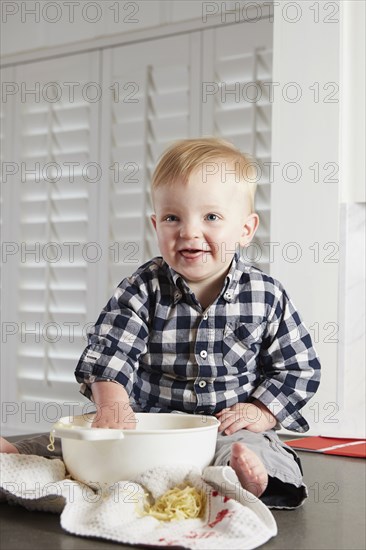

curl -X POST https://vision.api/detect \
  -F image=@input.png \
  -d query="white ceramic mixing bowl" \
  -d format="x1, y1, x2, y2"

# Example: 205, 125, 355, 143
52, 413, 220, 485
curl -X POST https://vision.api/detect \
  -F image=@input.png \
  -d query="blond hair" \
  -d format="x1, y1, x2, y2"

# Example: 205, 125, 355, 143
151, 137, 258, 212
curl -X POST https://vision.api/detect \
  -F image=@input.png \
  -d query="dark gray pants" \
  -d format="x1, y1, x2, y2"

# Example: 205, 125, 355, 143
213, 429, 307, 509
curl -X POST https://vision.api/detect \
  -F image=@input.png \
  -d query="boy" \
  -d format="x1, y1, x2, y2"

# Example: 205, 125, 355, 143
1, 138, 320, 508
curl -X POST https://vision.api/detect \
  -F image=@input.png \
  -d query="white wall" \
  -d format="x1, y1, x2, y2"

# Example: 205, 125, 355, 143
271, 1, 351, 436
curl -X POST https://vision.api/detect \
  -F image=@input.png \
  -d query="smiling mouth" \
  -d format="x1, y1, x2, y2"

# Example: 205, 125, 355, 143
179, 249, 210, 258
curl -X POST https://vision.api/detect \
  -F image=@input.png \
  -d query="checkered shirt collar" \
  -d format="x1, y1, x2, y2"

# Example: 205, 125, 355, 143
162, 249, 249, 305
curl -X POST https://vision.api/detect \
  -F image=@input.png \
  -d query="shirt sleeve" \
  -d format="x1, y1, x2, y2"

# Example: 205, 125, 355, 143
250, 280, 321, 432
74, 273, 150, 401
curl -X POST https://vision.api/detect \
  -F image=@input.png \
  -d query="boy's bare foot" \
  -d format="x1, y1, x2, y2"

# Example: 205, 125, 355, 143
0, 437, 19, 454
229, 442, 268, 497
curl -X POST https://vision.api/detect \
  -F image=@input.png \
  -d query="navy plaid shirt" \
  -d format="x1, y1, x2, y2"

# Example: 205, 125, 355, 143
75, 252, 321, 432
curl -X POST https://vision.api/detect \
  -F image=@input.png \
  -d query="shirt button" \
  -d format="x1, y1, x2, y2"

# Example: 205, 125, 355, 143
203, 313, 208, 320
199, 350, 207, 359
198, 380, 206, 388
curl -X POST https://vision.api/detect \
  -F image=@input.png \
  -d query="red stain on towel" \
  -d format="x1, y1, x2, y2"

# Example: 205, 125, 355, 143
208, 508, 233, 528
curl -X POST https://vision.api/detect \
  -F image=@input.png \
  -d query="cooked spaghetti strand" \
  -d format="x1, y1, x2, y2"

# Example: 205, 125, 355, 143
142, 484, 206, 521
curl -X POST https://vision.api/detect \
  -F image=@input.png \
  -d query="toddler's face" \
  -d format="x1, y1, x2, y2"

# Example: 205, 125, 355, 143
151, 166, 258, 292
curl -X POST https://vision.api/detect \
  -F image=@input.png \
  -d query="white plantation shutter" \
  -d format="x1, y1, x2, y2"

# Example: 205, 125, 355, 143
202, 19, 273, 273
101, 33, 201, 296
9, 52, 101, 430
1, 66, 19, 415
0, 68, 12, 311
104, 64, 147, 292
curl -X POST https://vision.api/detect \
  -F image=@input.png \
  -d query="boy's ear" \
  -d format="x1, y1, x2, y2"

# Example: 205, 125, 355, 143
150, 214, 157, 231
240, 213, 259, 247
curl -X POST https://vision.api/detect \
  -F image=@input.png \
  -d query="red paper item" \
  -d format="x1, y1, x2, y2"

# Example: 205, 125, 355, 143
284, 436, 366, 458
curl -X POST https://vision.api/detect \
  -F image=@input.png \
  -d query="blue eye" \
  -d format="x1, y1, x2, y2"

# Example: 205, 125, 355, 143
206, 213, 218, 221
165, 215, 178, 222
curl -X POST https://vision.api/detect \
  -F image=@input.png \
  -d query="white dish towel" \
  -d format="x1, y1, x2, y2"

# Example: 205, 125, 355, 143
0, 453, 277, 549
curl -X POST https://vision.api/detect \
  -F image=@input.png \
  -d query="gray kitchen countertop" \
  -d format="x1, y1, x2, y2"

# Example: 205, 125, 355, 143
1, 434, 365, 550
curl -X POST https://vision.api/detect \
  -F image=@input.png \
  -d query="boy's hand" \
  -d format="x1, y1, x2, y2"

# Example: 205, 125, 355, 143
215, 399, 277, 435
91, 381, 137, 430
92, 401, 137, 430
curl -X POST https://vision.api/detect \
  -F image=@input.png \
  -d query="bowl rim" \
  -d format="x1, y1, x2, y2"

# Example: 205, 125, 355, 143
56, 412, 220, 436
